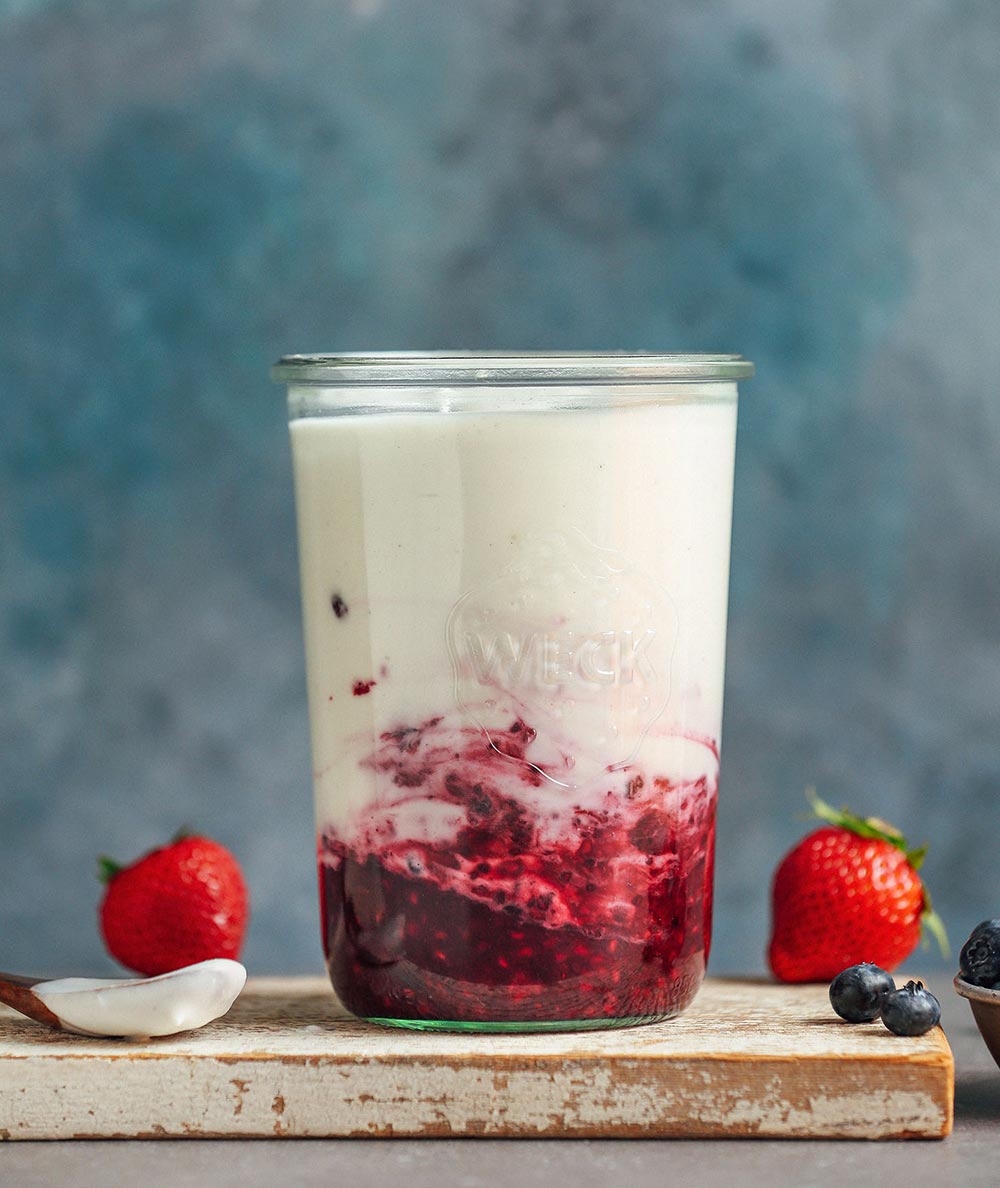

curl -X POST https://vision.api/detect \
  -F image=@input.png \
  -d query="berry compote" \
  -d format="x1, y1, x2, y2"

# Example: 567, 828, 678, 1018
319, 714, 717, 1030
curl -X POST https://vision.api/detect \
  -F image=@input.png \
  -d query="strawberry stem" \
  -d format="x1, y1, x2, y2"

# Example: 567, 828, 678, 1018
921, 887, 951, 959
807, 788, 908, 850
905, 844, 928, 872
97, 856, 122, 885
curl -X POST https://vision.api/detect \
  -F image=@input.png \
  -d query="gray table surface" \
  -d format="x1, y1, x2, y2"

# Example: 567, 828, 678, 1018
2, 976, 997, 1188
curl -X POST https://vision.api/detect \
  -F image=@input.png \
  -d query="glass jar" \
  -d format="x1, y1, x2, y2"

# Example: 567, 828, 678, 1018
276, 352, 752, 1031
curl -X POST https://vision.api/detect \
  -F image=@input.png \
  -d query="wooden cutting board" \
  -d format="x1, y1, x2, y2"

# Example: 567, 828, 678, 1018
0, 976, 952, 1140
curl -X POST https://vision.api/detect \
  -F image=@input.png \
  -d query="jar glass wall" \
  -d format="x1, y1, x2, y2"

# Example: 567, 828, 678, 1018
277, 353, 751, 1032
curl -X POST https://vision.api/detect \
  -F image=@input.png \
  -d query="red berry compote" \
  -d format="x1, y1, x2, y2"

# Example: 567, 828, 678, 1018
319, 713, 717, 1026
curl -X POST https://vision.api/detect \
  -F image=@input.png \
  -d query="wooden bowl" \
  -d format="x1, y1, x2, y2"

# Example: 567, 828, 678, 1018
954, 975, 1000, 1067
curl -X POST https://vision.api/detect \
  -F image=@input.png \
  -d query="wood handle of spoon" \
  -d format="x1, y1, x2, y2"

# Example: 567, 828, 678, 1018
0, 974, 62, 1029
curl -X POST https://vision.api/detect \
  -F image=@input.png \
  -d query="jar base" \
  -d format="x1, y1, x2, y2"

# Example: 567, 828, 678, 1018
360, 1012, 680, 1033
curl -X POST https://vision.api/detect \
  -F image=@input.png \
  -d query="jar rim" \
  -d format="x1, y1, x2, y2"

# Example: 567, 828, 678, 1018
271, 351, 753, 386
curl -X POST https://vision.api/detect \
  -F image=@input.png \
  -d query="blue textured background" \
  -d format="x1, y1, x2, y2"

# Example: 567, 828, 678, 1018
2, 0, 997, 978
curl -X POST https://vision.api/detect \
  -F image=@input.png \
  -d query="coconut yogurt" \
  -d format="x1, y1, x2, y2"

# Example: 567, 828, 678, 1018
33, 959, 247, 1038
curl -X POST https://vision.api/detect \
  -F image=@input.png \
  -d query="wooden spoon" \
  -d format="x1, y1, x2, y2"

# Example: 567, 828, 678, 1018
0, 971, 60, 1029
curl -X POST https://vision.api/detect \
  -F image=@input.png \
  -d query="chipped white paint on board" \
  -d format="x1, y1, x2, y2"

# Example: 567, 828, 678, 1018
0, 977, 953, 1140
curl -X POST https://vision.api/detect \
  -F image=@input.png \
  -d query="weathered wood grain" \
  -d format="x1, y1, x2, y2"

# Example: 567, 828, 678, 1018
0, 977, 953, 1140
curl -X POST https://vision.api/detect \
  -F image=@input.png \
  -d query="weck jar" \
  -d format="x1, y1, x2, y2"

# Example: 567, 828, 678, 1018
275, 352, 752, 1031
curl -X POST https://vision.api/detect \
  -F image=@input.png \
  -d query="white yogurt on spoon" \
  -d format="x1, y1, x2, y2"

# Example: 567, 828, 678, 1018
31, 958, 247, 1038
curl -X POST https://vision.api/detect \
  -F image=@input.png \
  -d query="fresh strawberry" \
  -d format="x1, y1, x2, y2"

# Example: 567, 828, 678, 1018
98, 833, 249, 976
767, 793, 947, 983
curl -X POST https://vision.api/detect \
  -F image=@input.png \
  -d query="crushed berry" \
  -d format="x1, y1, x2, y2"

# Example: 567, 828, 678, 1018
628, 809, 672, 855
393, 767, 430, 788
380, 717, 441, 753
352, 679, 376, 696
331, 594, 349, 619
626, 775, 645, 800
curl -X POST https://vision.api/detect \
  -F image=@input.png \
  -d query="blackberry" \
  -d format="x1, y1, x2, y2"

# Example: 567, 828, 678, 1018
959, 919, 1000, 989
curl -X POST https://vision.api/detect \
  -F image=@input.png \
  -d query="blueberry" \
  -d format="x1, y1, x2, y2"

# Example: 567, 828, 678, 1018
959, 919, 1000, 988
829, 963, 896, 1023
880, 980, 941, 1037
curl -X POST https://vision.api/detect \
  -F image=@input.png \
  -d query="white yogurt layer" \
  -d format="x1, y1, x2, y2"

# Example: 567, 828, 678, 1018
291, 390, 738, 833
33, 959, 247, 1038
